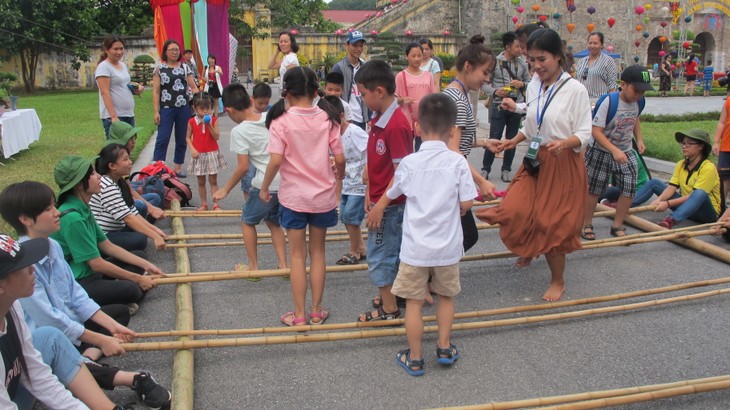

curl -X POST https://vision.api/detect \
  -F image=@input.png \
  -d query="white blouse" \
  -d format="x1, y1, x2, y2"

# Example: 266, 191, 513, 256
521, 72, 593, 152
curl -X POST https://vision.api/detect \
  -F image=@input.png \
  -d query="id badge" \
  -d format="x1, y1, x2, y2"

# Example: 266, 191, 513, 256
526, 134, 543, 160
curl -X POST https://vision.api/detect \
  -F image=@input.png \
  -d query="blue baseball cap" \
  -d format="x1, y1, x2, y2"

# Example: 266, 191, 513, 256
346, 31, 367, 44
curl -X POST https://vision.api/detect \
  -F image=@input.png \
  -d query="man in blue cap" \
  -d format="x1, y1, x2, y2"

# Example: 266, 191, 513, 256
332, 31, 371, 130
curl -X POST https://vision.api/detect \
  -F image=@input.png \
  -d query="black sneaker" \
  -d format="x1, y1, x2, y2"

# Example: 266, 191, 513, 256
132, 371, 171, 410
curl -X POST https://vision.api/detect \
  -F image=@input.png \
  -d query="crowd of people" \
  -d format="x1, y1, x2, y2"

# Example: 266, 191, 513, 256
3, 22, 730, 407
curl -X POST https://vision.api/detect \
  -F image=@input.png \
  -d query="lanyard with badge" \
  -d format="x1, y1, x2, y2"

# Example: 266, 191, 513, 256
525, 73, 569, 160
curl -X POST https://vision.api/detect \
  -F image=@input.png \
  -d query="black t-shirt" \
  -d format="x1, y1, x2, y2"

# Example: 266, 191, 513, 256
0, 313, 21, 400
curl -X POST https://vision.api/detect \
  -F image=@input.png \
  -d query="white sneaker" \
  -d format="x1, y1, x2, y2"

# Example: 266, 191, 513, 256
501, 170, 511, 183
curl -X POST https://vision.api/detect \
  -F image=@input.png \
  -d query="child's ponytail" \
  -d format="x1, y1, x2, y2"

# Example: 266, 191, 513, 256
316, 98, 341, 129
265, 99, 287, 129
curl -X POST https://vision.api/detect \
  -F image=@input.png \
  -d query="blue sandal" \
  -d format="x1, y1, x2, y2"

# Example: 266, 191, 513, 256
436, 343, 461, 365
396, 349, 425, 377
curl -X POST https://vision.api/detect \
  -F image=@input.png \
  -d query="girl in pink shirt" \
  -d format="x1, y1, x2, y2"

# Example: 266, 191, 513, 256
260, 67, 345, 327
395, 42, 437, 151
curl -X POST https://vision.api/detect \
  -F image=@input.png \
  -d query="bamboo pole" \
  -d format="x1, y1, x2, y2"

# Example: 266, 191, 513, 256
162, 205, 661, 241
596, 203, 730, 265
169, 200, 194, 410
121, 286, 730, 351
165, 234, 353, 249
433, 374, 730, 409
156, 225, 718, 283
137, 274, 730, 338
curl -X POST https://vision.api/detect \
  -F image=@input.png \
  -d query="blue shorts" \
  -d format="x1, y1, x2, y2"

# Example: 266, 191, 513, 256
279, 205, 338, 230
367, 203, 404, 287
240, 167, 257, 193
243, 188, 281, 225
718, 151, 730, 178
340, 194, 365, 225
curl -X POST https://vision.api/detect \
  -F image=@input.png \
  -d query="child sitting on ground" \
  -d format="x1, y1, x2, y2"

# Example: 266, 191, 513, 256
388, 93, 476, 376
214, 84, 288, 277
322, 96, 368, 265
186, 92, 228, 211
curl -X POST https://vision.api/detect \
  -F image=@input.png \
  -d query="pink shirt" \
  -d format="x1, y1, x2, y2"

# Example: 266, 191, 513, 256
395, 69, 436, 130
268, 106, 344, 213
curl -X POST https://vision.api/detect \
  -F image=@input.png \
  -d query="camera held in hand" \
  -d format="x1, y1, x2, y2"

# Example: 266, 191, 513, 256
718, 75, 729, 88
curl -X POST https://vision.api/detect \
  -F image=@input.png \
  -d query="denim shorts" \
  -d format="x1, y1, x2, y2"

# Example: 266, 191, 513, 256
340, 194, 365, 225
367, 203, 404, 287
243, 188, 281, 225
240, 167, 257, 193
279, 205, 338, 229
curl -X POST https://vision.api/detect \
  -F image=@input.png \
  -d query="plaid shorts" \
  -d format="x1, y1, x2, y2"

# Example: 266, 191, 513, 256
585, 146, 638, 197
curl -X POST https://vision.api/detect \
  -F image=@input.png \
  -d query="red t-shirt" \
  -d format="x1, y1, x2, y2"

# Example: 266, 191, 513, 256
367, 104, 413, 204
686, 60, 698, 76
188, 116, 219, 153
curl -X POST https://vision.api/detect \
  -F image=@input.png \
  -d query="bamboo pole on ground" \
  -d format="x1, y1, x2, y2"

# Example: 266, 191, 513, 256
596, 203, 730, 265
137, 274, 730, 338
165, 235, 353, 249
169, 201, 194, 410
433, 374, 730, 409
156, 224, 719, 283
163, 205, 659, 242
121, 286, 730, 351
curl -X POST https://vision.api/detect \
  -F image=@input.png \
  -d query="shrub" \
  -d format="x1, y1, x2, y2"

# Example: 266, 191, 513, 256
437, 53, 455, 71
130, 55, 155, 85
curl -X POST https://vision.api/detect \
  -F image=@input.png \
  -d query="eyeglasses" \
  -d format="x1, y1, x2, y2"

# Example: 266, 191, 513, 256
679, 141, 701, 147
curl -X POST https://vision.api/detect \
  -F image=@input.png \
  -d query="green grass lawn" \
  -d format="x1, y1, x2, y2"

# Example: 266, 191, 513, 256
0, 90, 156, 234
641, 120, 718, 163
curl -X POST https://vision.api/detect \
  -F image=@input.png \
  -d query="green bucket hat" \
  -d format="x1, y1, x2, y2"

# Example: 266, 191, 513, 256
106, 121, 143, 147
674, 129, 712, 147
54, 156, 93, 196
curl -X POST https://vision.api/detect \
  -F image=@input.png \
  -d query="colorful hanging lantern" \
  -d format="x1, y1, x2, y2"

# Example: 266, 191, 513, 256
635, 5, 645, 15
553, 13, 561, 19
587, 6, 596, 15
659, 50, 666, 57
607, 17, 616, 28
443, 30, 451, 36
371, 30, 379, 35
659, 36, 667, 43
660, 21, 668, 28
634, 40, 641, 47
511, 0, 520, 5
568, 5, 576, 13
645, 4, 652, 10
567, 23, 576, 33
644, 17, 651, 24
404, 29, 413, 36
517, 6, 525, 13
634, 56, 640, 63
606, 45, 614, 52
643, 32, 650, 38
335, 29, 344, 35
586, 22, 595, 33
512, 16, 519, 24
290, 29, 299, 35
539, 15, 548, 22
532, 4, 540, 11
683, 41, 691, 49
685, 16, 692, 23
635, 25, 643, 32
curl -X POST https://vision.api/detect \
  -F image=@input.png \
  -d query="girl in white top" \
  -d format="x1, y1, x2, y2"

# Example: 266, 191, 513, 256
268, 32, 300, 81
477, 28, 592, 303
419, 38, 442, 89
95, 35, 141, 139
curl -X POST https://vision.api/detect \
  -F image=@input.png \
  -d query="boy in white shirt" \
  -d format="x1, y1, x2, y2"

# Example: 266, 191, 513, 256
387, 94, 476, 376
322, 96, 368, 264
214, 84, 288, 276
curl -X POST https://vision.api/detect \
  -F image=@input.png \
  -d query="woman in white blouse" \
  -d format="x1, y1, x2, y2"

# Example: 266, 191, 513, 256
419, 38, 442, 89
477, 29, 592, 303
268, 32, 300, 81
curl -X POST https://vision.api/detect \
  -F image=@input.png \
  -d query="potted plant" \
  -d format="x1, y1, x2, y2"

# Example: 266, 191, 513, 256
0, 69, 18, 115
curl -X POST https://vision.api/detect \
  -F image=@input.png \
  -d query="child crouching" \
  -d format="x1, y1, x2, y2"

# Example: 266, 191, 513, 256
388, 94, 476, 376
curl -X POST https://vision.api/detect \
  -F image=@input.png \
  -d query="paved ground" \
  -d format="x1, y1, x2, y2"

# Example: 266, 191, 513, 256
107, 95, 730, 409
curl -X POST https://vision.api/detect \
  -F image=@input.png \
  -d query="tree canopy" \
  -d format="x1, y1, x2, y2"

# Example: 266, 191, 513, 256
326, 0, 377, 10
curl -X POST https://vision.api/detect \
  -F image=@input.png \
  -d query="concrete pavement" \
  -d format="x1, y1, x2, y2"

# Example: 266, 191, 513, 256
113, 96, 730, 409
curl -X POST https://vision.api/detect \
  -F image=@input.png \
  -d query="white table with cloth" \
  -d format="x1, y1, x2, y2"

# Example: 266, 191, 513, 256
0, 108, 42, 160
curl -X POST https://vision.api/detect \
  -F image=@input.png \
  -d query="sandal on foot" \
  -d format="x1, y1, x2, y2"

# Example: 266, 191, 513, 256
196, 205, 209, 212
436, 343, 461, 365
581, 224, 596, 240
212, 203, 221, 210
358, 306, 401, 323
395, 349, 425, 377
280, 311, 307, 327
234, 263, 261, 282
610, 226, 627, 237
336, 253, 361, 265
309, 306, 330, 325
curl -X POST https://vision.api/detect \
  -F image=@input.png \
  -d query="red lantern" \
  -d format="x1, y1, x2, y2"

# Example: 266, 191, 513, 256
371, 30, 379, 36
539, 15, 548, 22
660, 21, 668, 28
683, 41, 691, 49
512, 16, 519, 24
607, 17, 616, 28
405, 29, 413, 36
443, 30, 451, 36
634, 40, 641, 48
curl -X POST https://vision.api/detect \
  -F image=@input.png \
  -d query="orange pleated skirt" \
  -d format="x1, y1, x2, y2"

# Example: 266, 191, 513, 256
476, 146, 587, 257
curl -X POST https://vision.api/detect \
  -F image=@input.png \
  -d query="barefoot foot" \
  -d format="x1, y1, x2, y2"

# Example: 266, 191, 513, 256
515, 256, 533, 268
542, 283, 565, 302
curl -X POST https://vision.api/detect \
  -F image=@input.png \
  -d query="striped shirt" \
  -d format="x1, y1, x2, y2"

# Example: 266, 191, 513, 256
442, 87, 476, 156
577, 53, 617, 100
89, 175, 138, 233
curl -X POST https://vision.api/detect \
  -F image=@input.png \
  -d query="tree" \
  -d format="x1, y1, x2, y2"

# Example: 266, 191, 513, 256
96, 0, 153, 36
326, 0, 376, 10
0, 0, 100, 92
268, 0, 330, 31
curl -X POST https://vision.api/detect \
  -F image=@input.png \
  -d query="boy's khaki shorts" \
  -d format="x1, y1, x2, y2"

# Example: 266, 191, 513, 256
391, 262, 461, 300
